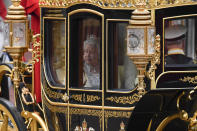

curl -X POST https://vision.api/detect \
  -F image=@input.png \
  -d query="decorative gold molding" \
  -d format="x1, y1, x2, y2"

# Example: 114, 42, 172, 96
105, 110, 131, 118
147, 35, 160, 89
43, 17, 67, 90
21, 111, 48, 131
71, 94, 101, 103
20, 34, 41, 75
42, 93, 68, 112
106, 93, 141, 105
69, 108, 102, 117
39, 0, 197, 9
43, 84, 65, 99
87, 95, 101, 102
71, 94, 82, 102
180, 76, 197, 84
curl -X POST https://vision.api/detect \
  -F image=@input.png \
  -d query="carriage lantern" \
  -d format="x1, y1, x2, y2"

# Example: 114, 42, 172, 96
127, 2, 160, 96
4, 0, 29, 88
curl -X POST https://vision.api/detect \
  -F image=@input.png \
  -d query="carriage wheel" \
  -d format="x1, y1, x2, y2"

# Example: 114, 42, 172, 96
0, 64, 12, 100
0, 98, 26, 131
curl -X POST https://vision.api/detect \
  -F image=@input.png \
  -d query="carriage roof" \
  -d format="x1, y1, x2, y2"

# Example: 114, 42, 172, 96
39, 0, 197, 9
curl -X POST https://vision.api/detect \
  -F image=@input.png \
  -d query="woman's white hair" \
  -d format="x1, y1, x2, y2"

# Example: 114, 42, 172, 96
83, 34, 100, 56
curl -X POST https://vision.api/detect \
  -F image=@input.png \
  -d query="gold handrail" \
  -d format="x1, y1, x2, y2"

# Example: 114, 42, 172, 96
21, 111, 48, 131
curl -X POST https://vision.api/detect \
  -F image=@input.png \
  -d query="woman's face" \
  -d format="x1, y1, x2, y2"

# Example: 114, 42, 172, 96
83, 44, 99, 66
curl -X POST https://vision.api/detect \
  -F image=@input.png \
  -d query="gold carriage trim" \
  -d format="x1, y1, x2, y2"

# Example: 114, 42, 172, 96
39, 0, 197, 9
71, 94, 83, 102
87, 95, 101, 102
44, 84, 65, 99
42, 93, 68, 112
70, 108, 102, 117
106, 93, 140, 105
105, 110, 131, 118
180, 76, 197, 84
70, 94, 101, 103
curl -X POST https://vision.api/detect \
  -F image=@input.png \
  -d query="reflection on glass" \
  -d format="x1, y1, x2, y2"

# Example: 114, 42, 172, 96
148, 28, 155, 54
108, 22, 137, 91
3, 23, 9, 46
13, 23, 26, 46
164, 18, 197, 67
127, 28, 145, 55
69, 13, 101, 89
49, 20, 65, 85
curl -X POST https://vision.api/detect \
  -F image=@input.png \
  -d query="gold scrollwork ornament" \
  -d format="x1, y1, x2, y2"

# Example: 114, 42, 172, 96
147, 35, 161, 89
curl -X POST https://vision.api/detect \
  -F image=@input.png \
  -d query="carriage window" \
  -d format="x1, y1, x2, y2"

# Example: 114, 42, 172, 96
164, 17, 197, 68
45, 19, 66, 86
69, 12, 102, 89
108, 21, 137, 91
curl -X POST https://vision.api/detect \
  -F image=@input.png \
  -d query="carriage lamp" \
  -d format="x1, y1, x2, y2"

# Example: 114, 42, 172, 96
4, 0, 29, 89
127, 2, 160, 96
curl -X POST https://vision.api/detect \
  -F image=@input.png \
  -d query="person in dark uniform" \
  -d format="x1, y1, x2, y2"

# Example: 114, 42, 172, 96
165, 25, 195, 65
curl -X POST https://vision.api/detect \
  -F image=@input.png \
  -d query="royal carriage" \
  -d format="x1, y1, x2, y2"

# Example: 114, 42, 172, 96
1, 0, 197, 130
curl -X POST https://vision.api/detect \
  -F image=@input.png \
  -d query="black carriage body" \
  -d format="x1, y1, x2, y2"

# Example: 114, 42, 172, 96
40, 2, 197, 131
41, 5, 136, 131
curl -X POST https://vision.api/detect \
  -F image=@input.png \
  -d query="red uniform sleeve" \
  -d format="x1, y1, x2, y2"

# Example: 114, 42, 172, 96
0, 0, 7, 20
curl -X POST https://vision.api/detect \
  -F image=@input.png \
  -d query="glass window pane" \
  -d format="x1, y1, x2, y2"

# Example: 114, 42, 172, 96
46, 20, 66, 85
13, 22, 26, 47
108, 21, 137, 91
164, 17, 197, 68
69, 12, 102, 90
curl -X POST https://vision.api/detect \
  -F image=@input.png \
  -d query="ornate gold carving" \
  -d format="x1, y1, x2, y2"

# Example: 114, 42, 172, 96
86, 95, 101, 102
83, 93, 86, 103
188, 111, 197, 131
147, 35, 161, 89
24, 34, 41, 73
42, 93, 68, 112
148, 35, 160, 80
44, 85, 65, 99
44, 9, 63, 17
106, 93, 141, 105
180, 76, 197, 84
62, 92, 69, 102
21, 87, 35, 105
105, 110, 131, 118
70, 108, 102, 117
71, 94, 82, 102
39, 0, 197, 9
42, 75, 69, 103
21, 111, 48, 131
71, 94, 100, 103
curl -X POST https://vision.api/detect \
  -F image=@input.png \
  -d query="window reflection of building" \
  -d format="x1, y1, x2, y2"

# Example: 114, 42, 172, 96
108, 22, 137, 90
51, 21, 66, 85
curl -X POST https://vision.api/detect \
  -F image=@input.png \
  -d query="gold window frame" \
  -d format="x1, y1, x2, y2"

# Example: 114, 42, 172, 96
68, 9, 104, 92
43, 17, 67, 90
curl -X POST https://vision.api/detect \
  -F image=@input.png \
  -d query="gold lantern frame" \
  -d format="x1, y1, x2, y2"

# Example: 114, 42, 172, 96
127, 4, 161, 96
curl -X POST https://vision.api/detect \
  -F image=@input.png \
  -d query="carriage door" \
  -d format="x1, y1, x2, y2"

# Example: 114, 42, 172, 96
68, 9, 104, 131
